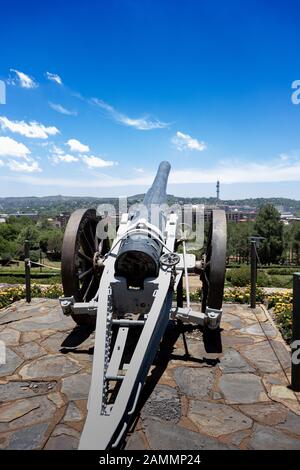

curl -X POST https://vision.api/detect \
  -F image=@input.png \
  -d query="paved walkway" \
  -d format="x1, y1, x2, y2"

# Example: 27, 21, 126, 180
0, 299, 300, 450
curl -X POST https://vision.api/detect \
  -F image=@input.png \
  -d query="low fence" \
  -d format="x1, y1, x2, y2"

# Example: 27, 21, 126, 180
24, 240, 61, 303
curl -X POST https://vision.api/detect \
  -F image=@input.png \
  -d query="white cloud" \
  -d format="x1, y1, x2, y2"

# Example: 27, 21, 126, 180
9, 69, 38, 89
82, 155, 117, 169
172, 131, 206, 152
134, 167, 144, 173
169, 159, 300, 184
49, 102, 77, 116
0, 116, 59, 139
49, 145, 78, 164
0, 136, 31, 159
92, 98, 169, 130
52, 153, 79, 164
46, 72, 62, 85
0, 159, 4, 167
52, 145, 65, 155
7, 159, 41, 173
66, 138, 90, 153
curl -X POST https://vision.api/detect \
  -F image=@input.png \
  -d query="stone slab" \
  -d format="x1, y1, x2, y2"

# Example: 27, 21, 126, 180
188, 400, 252, 437
19, 354, 81, 379
143, 419, 231, 450
219, 349, 255, 374
173, 366, 215, 399
242, 341, 282, 373
141, 384, 180, 423
219, 373, 268, 404
0, 348, 23, 377
7, 422, 49, 450
61, 373, 91, 400
0, 380, 57, 401
238, 403, 287, 426
249, 424, 300, 450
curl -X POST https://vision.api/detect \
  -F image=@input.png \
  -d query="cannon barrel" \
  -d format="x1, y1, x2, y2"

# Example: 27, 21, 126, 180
115, 161, 171, 287
143, 160, 171, 207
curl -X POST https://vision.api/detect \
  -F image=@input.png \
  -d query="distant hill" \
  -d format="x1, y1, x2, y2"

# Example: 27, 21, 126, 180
0, 195, 299, 217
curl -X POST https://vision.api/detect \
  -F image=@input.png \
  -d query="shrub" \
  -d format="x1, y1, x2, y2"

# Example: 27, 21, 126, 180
227, 266, 269, 287
0, 284, 63, 309
267, 267, 294, 276
267, 275, 293, 288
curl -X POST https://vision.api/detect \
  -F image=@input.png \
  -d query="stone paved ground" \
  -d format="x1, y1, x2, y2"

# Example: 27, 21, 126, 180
0, 299, 300, 450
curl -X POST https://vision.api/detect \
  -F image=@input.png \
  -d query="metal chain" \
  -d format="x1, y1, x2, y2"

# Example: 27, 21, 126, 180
101, 287, 113, 415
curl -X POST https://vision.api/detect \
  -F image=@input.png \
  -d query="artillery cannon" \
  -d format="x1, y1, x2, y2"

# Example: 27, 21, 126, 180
59, 161, 227, 449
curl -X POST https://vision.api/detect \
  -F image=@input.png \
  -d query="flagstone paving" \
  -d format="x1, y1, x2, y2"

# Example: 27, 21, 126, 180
0, 298, 300, 450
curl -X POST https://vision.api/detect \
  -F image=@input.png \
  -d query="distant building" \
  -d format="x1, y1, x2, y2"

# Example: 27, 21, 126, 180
47, 218, 62, 228
54, 212, 71, 228
280, 213, 300, 225
186, 205, 258, 225
7, 211, 39, 221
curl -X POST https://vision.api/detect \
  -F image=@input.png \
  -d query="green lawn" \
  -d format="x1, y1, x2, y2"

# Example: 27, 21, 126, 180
0, 259, 61, 285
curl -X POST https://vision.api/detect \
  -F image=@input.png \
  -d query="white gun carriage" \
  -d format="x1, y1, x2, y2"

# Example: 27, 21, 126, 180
59, 161, 227, 449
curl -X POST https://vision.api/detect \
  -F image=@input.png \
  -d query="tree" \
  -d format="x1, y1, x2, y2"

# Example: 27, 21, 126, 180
291, 221, 300, 264
17, 225, 40, 248
254, 204, 284, 264
47, 230, 63, 254
227, 221, 254, 263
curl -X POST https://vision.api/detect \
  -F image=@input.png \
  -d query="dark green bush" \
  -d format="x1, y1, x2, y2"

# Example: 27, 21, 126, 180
266, 267, 294, 276
227, 266, 269, 287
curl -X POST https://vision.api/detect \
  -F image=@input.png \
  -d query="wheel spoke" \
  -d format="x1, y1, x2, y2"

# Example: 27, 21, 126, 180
82, 229, 95, 255
83, 275, 96, 301
89, 222, 98, 250
78, 251, 93, 263
79, 266, 93, 280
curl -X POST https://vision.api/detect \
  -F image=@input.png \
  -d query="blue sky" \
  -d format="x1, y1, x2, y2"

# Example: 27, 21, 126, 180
0, 0, 300, 199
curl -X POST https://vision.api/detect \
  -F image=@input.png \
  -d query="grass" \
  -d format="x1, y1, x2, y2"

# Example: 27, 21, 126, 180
0, 259, 61, 285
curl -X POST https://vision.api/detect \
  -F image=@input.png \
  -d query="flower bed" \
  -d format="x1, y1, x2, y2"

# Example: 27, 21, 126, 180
223, 286, 264, 304
0, 284, 63, 309
265, 291, 293, 343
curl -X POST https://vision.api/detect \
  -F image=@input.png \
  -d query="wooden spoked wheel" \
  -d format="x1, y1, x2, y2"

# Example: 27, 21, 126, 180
200, 209, 227, 314
61, 208, 109, 326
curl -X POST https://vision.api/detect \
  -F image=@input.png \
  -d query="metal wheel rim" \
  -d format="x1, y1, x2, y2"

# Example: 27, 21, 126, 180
61, 208, 109, 303
201, 209, 227, 312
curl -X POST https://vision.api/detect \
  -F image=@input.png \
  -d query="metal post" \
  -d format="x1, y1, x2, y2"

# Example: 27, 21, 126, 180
291, 273, 300, 391
177, 275, 183, 308
250, 240, 257, 308
24, 240, 31, 303
39, 244, 42, 273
